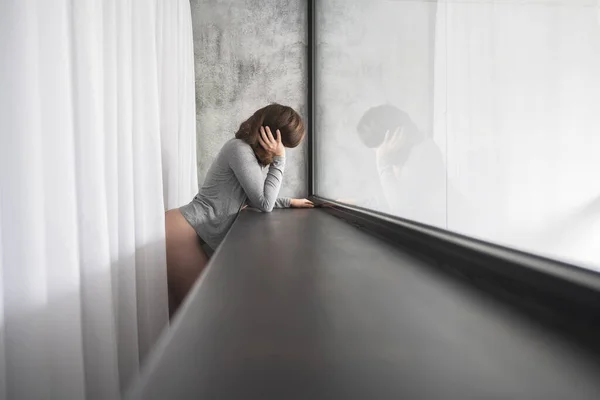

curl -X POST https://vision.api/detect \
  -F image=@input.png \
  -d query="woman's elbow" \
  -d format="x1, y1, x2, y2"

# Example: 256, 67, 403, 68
257, 201, 275, 213
249, 197, 275, 213
260, 204, 275, 213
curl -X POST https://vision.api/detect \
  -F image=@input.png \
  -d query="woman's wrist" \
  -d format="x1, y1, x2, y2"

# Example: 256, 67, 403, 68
272, 155, 286, 166
274, 148, 286, 157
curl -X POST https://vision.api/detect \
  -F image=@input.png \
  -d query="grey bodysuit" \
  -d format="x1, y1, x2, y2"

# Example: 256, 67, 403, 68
179, 138, 291, 249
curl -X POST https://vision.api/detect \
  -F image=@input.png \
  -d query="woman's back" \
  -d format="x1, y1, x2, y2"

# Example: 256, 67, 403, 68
197, 139, 249, 215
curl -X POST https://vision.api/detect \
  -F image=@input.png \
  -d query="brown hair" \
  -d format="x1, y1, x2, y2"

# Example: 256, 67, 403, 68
235, 104, 305, 166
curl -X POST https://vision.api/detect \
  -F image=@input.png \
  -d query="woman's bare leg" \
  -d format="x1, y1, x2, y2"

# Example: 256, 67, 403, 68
165, 209, 208, 317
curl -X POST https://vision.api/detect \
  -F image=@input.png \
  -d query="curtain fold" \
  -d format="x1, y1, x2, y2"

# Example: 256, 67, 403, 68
0, 0, 198, 398
157, 0, 199, 209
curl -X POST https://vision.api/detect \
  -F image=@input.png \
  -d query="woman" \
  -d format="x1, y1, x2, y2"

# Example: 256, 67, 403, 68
165, 104, 313, 315
356, 104, 446, 227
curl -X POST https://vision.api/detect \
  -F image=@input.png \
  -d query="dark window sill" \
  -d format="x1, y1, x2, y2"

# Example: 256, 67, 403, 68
127, 208, 600, 399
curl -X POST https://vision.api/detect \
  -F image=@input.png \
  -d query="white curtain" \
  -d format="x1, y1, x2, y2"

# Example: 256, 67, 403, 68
156, 0, 199, 209
0, 0, 197, 398
434, 0, 600, 269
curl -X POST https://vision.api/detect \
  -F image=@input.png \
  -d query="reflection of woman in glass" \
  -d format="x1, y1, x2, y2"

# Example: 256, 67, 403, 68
357, 105, 446, 227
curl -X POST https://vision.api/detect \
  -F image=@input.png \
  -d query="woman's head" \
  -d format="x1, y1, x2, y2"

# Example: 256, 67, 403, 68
235, 104, 305, 165
356, 104, 420, 148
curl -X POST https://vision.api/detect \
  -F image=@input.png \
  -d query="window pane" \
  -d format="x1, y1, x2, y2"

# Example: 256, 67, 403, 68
315, 0, 600, 270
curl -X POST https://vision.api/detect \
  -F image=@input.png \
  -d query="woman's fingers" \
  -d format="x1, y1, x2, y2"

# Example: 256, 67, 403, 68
391, 126, 404, 146
380, 126, 403, 152
260, 126, 270, 146
276, 129, 282, 144
265, 126, 276, 144
258, 132, 269, 150
259, 126, 277, 153
290, 198, 314, 208
300, 199, 314, 208
382, 129, 397, 148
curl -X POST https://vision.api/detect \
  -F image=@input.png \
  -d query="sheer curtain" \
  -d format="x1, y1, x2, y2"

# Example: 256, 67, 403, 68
434, 0, 600, 269
0, 0, 197, 398
156, 0, 199, 210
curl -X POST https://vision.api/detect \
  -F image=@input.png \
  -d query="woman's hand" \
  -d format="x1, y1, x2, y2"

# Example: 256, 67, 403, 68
290, 198, 314, 208
376, 126, 405, 170
259, 126, 285, 157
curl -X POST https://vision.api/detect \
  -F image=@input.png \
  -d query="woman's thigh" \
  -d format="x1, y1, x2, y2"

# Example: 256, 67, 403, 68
165, 209, 208, 313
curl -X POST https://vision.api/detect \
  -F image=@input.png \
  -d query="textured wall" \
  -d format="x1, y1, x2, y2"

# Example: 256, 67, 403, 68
190, 0, 307, 197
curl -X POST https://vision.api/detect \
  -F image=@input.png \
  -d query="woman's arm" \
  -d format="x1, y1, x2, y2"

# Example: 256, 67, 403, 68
232, 126, 313, 211
275, 198, 314, 208
229, 143, 286, 213
275, 197, 292, 208
246, 197, 313, 210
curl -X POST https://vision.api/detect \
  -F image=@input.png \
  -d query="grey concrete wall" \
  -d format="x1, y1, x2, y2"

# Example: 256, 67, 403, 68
190, 0, 307, 197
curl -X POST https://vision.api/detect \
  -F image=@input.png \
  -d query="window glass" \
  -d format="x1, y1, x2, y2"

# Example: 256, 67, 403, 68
315, 0, 600, 270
